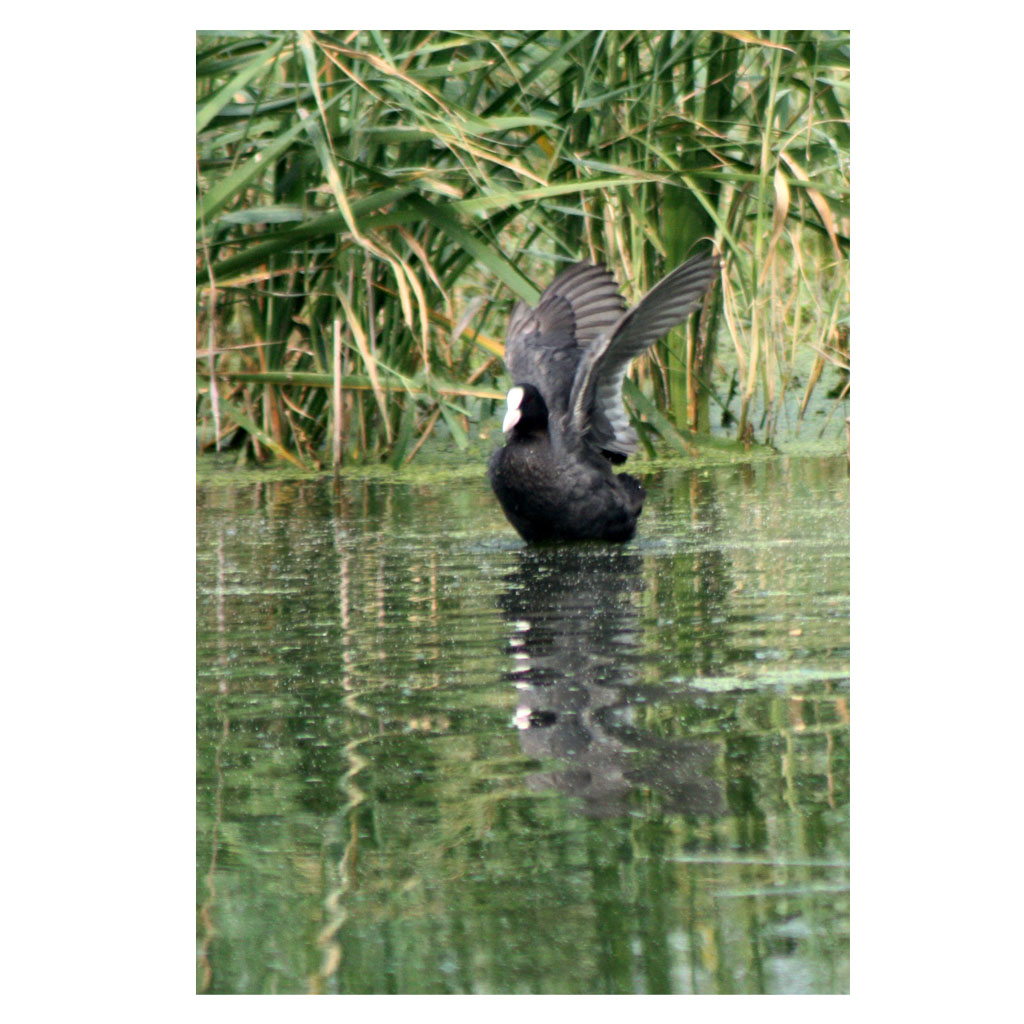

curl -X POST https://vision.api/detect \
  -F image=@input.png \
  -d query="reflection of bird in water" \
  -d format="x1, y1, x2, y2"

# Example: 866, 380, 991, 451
500, 546, 725, 819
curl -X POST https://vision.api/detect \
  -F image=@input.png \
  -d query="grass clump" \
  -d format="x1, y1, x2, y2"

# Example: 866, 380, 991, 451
196, 30, 849, 470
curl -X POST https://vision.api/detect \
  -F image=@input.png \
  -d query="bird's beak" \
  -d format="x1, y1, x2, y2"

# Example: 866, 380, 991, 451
502, 407, 521, 433
502, 387, 524, 433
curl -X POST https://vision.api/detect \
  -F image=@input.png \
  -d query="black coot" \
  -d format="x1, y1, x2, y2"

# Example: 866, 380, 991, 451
487, 251, 719, 542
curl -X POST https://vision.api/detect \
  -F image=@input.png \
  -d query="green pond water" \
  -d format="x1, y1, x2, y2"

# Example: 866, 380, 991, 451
197, 455, 849, 994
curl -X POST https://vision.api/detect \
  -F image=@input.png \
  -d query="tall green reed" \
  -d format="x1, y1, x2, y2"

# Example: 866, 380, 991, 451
196, 30, 848, 468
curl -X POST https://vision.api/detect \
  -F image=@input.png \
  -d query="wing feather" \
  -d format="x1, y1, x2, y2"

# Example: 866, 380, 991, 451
569, 252, 720, 455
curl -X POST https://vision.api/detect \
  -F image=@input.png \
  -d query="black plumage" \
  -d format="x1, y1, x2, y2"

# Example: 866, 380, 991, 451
487, 251, 719, 542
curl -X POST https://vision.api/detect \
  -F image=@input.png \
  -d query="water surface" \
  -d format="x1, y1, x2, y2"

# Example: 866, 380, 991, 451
197, 456, 849, 994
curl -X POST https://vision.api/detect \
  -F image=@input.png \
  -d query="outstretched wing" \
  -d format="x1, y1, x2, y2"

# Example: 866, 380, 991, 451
568, 252, 720, 457
504, 262, 626, 400
539, 262, 626, 352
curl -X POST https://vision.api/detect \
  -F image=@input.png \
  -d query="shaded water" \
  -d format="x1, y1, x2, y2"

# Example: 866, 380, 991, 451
197, 456, 849, 994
